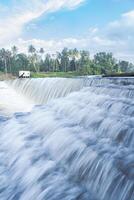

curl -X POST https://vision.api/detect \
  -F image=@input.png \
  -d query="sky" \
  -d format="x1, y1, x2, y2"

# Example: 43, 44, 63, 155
0, 0, 134, 62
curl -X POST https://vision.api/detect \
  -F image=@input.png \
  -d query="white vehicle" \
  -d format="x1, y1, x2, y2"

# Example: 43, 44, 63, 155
19, 71, 30, 78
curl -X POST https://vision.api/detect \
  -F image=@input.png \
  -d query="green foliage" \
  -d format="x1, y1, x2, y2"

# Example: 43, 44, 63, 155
0, 45, 133, 76
94, 52, 116, 74
31, 71, 82, 78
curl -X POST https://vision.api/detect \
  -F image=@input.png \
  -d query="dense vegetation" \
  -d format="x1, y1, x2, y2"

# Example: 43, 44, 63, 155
0, 45, 134, 76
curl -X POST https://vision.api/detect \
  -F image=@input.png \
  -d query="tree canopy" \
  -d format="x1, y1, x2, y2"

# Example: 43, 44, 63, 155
0, 46, 133, 75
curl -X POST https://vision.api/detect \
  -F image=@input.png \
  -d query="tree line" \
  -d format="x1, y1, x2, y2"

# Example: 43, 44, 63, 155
0, 45, 134, 75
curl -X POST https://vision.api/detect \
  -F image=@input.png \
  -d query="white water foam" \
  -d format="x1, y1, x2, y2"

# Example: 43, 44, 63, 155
0, 77, 134, 200
0, 81, 34, 115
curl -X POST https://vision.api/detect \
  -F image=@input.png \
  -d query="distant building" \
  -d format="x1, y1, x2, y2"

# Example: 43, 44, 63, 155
19, 71, 30, 78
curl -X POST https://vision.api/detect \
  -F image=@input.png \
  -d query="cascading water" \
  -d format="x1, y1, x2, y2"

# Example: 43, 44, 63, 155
0, 81, 34, 115
0, 77, 134, 200
10, 78, 85, 104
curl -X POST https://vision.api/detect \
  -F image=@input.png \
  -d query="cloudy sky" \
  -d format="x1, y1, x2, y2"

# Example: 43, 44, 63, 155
0, 0, 134, 61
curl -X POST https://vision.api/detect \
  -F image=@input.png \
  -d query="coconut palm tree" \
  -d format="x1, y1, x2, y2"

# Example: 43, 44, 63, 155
28, 45, 40, 72
11, 46, 18, 56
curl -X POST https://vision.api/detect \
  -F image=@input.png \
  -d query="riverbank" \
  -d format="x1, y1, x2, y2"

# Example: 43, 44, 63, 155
31, 71, 84, 78
0, 72, 84, 80
30, 72, 134, 78
0, 72, 15, 80
1, 71, 134, 80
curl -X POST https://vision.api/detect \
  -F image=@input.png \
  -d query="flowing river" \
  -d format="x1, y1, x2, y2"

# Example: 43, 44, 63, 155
0, 77, 134, 200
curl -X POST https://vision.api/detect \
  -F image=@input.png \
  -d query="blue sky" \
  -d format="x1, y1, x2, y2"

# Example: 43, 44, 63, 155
0, 0, 134, 61
23, 0, 134, 40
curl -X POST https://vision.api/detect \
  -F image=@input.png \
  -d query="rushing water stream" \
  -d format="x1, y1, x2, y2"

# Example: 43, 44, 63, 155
0, 77, 134, 200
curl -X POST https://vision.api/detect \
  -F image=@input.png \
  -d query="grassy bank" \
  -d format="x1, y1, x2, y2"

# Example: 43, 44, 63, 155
1, 71, 134, 80
31, 71, 83, 78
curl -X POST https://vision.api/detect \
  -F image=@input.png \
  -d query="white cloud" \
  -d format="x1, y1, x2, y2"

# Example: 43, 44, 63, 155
16, 9, 134, 62
106, 10, 134, 39
1, 2, 134, 62
13, 36, 119, 57
0, 0, 85, 46
16, 38, 87, 53
102, 10, 134, 61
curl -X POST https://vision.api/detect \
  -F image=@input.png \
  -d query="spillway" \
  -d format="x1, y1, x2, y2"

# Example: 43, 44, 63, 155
10, 78, 85, 104
0, 77, 134, 200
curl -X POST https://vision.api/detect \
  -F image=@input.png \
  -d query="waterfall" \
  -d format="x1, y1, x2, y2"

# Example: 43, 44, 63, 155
9, 77, 134, 104
10, 78, 85, 104
0, 77, 134, 200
